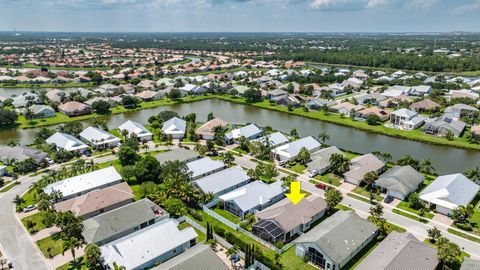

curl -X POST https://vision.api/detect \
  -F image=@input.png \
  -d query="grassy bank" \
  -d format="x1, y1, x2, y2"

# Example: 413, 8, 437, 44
211, 95, 480, 151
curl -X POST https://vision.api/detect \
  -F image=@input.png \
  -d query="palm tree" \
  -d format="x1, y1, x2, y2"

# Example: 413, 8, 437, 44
24, 107, 35, 124
363, 171, 378, 187
419, 158, 436, 175
12, 195, 24, 206
84, 243, 102, 269
62, 237, 83, 263
121, 129, 129, 140
317, 130, 330, 144
329, 153, 351, 175
112, 262, 126, 270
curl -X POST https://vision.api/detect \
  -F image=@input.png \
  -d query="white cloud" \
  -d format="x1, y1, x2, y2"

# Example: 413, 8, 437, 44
454, 0, 480, 13
404, 0, 438, 9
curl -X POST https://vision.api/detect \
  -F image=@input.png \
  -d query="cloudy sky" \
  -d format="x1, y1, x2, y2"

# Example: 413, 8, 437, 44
0, 0, 479, 32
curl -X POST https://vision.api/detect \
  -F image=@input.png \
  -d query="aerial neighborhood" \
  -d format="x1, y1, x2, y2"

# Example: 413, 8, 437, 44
0, 32, 480, 270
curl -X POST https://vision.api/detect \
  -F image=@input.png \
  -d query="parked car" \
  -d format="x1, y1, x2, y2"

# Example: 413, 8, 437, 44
308, 170, 318, 178
384, 195, 394, 204
23, 204, 37, 213
84, 150, 92, 157
45, 157, 54, 165
279, 160, 288, 167
315, 183, 326, 190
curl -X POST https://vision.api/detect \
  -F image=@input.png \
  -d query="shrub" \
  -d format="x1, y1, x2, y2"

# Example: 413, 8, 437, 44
456, 222, 473, 231
190, 210, 203, 222
214, 226, 225, 237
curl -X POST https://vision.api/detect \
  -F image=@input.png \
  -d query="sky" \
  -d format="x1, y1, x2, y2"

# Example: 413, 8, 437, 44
0, 0, 479, 32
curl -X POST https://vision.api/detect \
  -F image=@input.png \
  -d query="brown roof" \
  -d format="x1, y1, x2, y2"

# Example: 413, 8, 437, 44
410, 99, 440, 111
196, 118, 228, 137
331, 102, 364, 112
358, 106, 391, 120
255, 196, 326, 232
135, 90, 158, 99
54, 182, 134, 217
58, 101, 88, 112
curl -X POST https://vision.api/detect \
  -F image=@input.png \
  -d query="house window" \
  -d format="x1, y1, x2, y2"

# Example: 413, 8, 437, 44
307, 247, 325, 268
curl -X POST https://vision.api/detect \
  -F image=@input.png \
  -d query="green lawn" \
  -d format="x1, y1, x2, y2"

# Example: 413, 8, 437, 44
212, 207, 242, 224
177, 222, 206, 243
280, 247, 317, 270
289, 163, 306, 174
392, 209, 429, 223
0, 181, 18, 192
396, 201, 434, 219
352, 186, 383, 202
448, 228, 480, 244
20, 189, 38, 209
36, 233, 66, 258
347, 193, 370, 204
129, 184, 143, 201
313, 173, 342, 186
21, 211, 48, 233
55, 256, 87, 270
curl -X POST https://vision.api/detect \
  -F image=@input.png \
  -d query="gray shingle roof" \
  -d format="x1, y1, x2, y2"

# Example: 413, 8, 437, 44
153, 244, 228, 270
295, 211, 377, 265
355, 231, 438, 270
375, 166, 424, 197
82, 199, 166, 244
251, 132, 290, 148
307, 146, 344, 171
155, 148, 199, 164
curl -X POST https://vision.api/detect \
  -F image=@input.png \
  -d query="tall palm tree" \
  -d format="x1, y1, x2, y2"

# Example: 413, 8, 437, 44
62, 237, 83, 263
419, 158, 436, 175
317, 130, 330, 144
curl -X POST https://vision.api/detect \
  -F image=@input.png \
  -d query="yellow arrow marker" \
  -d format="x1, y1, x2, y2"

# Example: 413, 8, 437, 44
285, 181, 305, 205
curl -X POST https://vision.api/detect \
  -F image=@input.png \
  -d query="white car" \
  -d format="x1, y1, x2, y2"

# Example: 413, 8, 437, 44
308, 170, 318, 178
45, 157, 54, 165
23, 204, 37, 213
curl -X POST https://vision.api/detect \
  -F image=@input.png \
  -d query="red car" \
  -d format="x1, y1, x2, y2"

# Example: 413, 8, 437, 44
315, 183, 326, 190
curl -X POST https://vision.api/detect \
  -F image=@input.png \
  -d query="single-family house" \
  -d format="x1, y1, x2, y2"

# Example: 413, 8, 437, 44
54, 182, 134, 219
135, 90, 162, 102
341, 77, 364, 89
253, 196, 327, 243
344, 154, 385, 185
44, 166, 123, 201
267, 89, 288, 99
224, 124, 263, 143
187, 157, 225, 180
155, 148, 200, 165
390, 108, 425, 130
420, 174, 480, 216
79, 126, 121, 149
307, 146, 344, 175
152, 244, 228, 270
82, 198, 168, 245
410, 99, 441, 112
272, 136, 322, 162
355, 232, 439, 270
219, 181, 285, 219
0, 145, 48, 164
330, 102, 364, 116
444, 104, 479, 119
118, 120, 153, 141
306, 98, 338, 110
374, 166, 424, 200
180, 84, 207, 95
46, 89, 69, 103
26, 105, 56, 118
195, 118, 228, 140
423, 117, 466, 137
58, 101, 91, 117
356, 107, 391, 121
356, 93, 387, 105
193, 166, 250, 197
100, 218, 197, 270
162, 117, 186, 139
12, 92, 38, 108
295, 211, 377, 270
251, 132, 289, 148
46, 132, 89, 153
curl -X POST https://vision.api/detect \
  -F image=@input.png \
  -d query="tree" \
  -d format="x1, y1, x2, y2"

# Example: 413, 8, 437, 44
134, 155, 162, 183
62, 237, 83, 263
163, 198, 187, 217
168, 88, 182, 99
122, 95, 140, 108
366, 114, 382, 125
396, 155, 420, 170
221, 152, 235, 167
207, 112, 214, 121
451, 204, 474, 224
0, 108, 18, 125
464, 167, 480, 182
117, 146, 139, 166
194, 143, 208, 156
408, 192, 424, 210
419, 158, 436, 175
24, 107, 35, 124
296, 147, 311, 165
58, 121, 83, 136
156, 110, 180, 122
317, 130, 330, 144
120, 165, 136, 181
243, 88, 262, 102
12, 195, 24, 206
325, 188, 343, 213
329, 153, 351, 175
445, 130, 455, 141
427, 227, 442, 244
91, 100, 111, 115
289, 128, 299, 139
84, 243, 102, 270
436, 237, 461, 270
363, 171, 378, 187
34, 128, 55, 145
90, 72, 103, 85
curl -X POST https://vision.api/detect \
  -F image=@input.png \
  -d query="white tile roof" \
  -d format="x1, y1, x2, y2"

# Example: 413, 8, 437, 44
118, 120, 153, 138
162, 117, 186, 135
100, 218, 197, 270
272, 136, 321, 159
187, 157, 225, 179
44, 166, 122, 198
219, 181, 285, 212
193, 166, 249, 195
420, 174, 480, 210
79, 127, 121, 146
46, 132, 89, 152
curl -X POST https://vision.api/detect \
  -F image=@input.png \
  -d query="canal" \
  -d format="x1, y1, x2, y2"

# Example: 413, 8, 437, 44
1, 99, 479, 174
